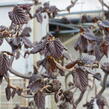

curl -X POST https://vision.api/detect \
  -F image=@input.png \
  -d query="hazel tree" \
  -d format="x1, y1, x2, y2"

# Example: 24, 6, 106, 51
0, 0, 109, 109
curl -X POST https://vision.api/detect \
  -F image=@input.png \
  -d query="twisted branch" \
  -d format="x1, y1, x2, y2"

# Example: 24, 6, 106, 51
8, 67, 31, 79
97, 73, 108, 95
98, 0, 109, 9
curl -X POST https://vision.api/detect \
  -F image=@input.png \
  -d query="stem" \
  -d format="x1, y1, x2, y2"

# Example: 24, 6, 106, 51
40, 85, 51, 92
98, 0, 109, 9
20, 94, 34, 98
8, 67, 31, 79
97, 73, 108, 95
75, 91, 85, 106
65, 71, 72, 88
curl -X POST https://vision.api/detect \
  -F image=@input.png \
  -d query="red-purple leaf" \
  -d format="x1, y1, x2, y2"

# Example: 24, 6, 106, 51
28, 74, 44, 92
5, 86, 11, 101
0, 76, 3, 85
34, 91, 45, 109
73, 68, 88, 92
0, 39, 3, 46
48, 80, 61, 92
30, 40, 46, 54
74, 36, 88, 53
11, 88, 16, 98
15, 50, 20, 59
100, 41, 109, 57
22, 37, 33, 48
0, 53, 10, 76
8, 6, 29, 25
35, 13, 43, 23
20, 27, 32, 37
101, 62, 109, 73
16, 88, 23, 96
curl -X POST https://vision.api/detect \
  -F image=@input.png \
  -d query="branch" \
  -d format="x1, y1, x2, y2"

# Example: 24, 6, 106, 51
20, 94, 34, 98
98, 0, 109, 9
8, 67, 31, 79
66, 0, 78, 12
75, 91, 85, 106
97, 73, 108, 95
54, 59, 76, 72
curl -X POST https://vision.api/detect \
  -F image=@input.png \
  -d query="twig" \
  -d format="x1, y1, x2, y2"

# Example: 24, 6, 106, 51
98, 0, 109, 9
8, 67, 31, 79
97, 73, 108, 95
40, 85, 51, 92
75, 91, 85, 106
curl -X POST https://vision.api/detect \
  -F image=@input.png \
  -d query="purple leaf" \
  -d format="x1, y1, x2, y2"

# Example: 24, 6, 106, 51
74, 36, 88, 53
16, 88, 23, 96
9, 38, 22, 50
20, 27, 32, 37
0, 76, 3, 85
63, 90, 73, 103
101, 62, 109, 73
0, 53, 10, 76
30, 40, 46, 54
8, 6, 29, 25
35, 13, 43, 23
100, 41, 109, 57
28, 74, 44, 92
48, 80, 61, 92
0, 39, 3, 46
73, 68, 88, 92
45, 38, 65, 58
5, 85, 11, 101
34, 91, 45, 109
43, 2, 50, 9
11, 88, 16, 98
15, 50, 20, 59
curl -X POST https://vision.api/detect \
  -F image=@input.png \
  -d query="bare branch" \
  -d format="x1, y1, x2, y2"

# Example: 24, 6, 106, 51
98, 0, 109, 9
66, 0, 78, 12
75, 91, 85, 106
8, 67, 31, 79
97, 73, 108, 95
20, 93, 34, 98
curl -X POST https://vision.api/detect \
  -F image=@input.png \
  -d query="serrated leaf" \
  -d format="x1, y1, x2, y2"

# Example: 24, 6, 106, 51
93, 73, 101, 81
11, 88, 16, 98
16, 88, 23, 96
43, 2, 49, 9
0, 39, 3, 46
19, 4, 32, 12
35, 13, 43, 23
15, 50, 20, 59
83, 30, 97, 41
28, 74, 44, 92
74, 36, 88, 53
0, 76, 3, 85
101, 62, 109, 73
30, 40, 46, 54
73, 68, 88, 92
63, 90, 73, 103
94, 45, 104, 61
20, 27, 31, 37
45, 38, 65, 58
0, 53, 10, 76
5, 86, 11, 101
9, 37, 22, 50
22, 37, 33, 48
100, 41, 109, 57
48, 80, 61, 92
8, 6, 29, 25
49, 6, 58, 17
